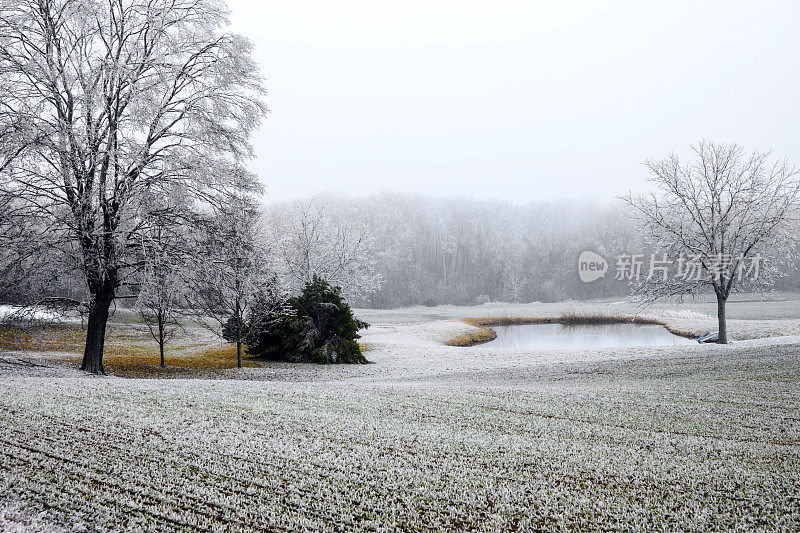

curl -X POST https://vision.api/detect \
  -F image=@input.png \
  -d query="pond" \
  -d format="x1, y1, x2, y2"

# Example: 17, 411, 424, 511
484, 323, 695, 350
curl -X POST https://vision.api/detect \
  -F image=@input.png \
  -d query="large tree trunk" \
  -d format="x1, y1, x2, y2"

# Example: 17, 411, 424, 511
80, 289, 114, 374
716, 292, 728, 344
236, 339, 242, 369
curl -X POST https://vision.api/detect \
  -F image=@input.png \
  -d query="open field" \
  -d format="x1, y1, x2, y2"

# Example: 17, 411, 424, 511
1, 295, 800, 531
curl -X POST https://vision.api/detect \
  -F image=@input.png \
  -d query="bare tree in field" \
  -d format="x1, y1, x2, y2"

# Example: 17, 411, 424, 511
623, 141, 800, 343
0, 0, 265, 372
188, 181, 267, 368
134, 204, 189, 367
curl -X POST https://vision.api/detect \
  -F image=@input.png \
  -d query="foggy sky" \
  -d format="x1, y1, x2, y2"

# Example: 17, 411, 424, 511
227, 1, 800, 203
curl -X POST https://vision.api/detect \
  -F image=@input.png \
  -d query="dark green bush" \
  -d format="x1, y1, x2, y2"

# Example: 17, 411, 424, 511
245, 275, 369, 364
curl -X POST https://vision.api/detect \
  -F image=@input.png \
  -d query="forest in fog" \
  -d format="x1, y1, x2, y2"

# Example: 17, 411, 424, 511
266, 192, 800, 309
5, 190, 799, 312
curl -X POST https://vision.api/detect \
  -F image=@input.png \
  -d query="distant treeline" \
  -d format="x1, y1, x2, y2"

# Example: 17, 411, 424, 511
268, 192, 800, 308
7, 192, 797, 311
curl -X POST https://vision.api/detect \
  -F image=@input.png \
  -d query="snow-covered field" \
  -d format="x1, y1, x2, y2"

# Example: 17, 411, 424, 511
1, 297, 799, 531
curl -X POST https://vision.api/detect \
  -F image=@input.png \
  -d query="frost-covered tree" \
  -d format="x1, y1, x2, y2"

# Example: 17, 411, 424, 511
134, 203, 189, 367
266, 193, 657, 307
268, 199, 382, 301
0, 0, 265, 372
623, 141, 800, 343
188, 179, 268, 368
226, 271, 291, 347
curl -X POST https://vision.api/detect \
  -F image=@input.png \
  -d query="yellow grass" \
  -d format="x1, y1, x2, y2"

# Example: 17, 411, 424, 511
463, 316, 560, 328
445, 327, 497, 347
0, 324, 85, 351
0, 324, 264, 378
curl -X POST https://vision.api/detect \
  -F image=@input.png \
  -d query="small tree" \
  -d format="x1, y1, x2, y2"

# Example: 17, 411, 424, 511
222, 272, 290, 349
188, 181, 267, 368
623, 141, 800, 343
134, 209, 188, 367
136, 271, 183, 368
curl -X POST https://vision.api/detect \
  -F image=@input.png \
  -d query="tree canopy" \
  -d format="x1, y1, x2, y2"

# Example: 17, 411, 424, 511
623, 140, 800, 343
0, 0, 265, 372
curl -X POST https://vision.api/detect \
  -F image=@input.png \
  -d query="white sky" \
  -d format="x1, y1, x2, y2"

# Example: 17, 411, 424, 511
226, 0, 800, 203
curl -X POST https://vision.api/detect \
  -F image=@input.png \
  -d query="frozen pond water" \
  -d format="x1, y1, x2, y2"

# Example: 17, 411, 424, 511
485, 323, 695, 350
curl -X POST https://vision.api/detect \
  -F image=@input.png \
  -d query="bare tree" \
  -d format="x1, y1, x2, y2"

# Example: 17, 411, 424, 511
268, 199, 382, 301
0, 0, 265, 372
134, 204, 189, 367
188, 181, 267, 368
623, 141, 800, 343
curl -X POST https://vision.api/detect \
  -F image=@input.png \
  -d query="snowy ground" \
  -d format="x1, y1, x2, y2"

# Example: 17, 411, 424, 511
1, 296, 799, 531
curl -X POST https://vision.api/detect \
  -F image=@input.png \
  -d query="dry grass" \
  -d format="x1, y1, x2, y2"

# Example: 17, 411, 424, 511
51, 344, 264, 378
0, 324, 85, 352
558, 309, 701, 339
558, 308, 661, 325
445, 326, 497, 347
0, 324, 266, 378
0, 323, 373, 377
463, 316, 560, 327
97, 344, 265, 378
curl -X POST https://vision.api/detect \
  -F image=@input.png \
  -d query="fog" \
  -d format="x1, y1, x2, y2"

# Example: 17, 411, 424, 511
263, 193, 800, 308
228, 0, 800, 203
2, 2, 800, 527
